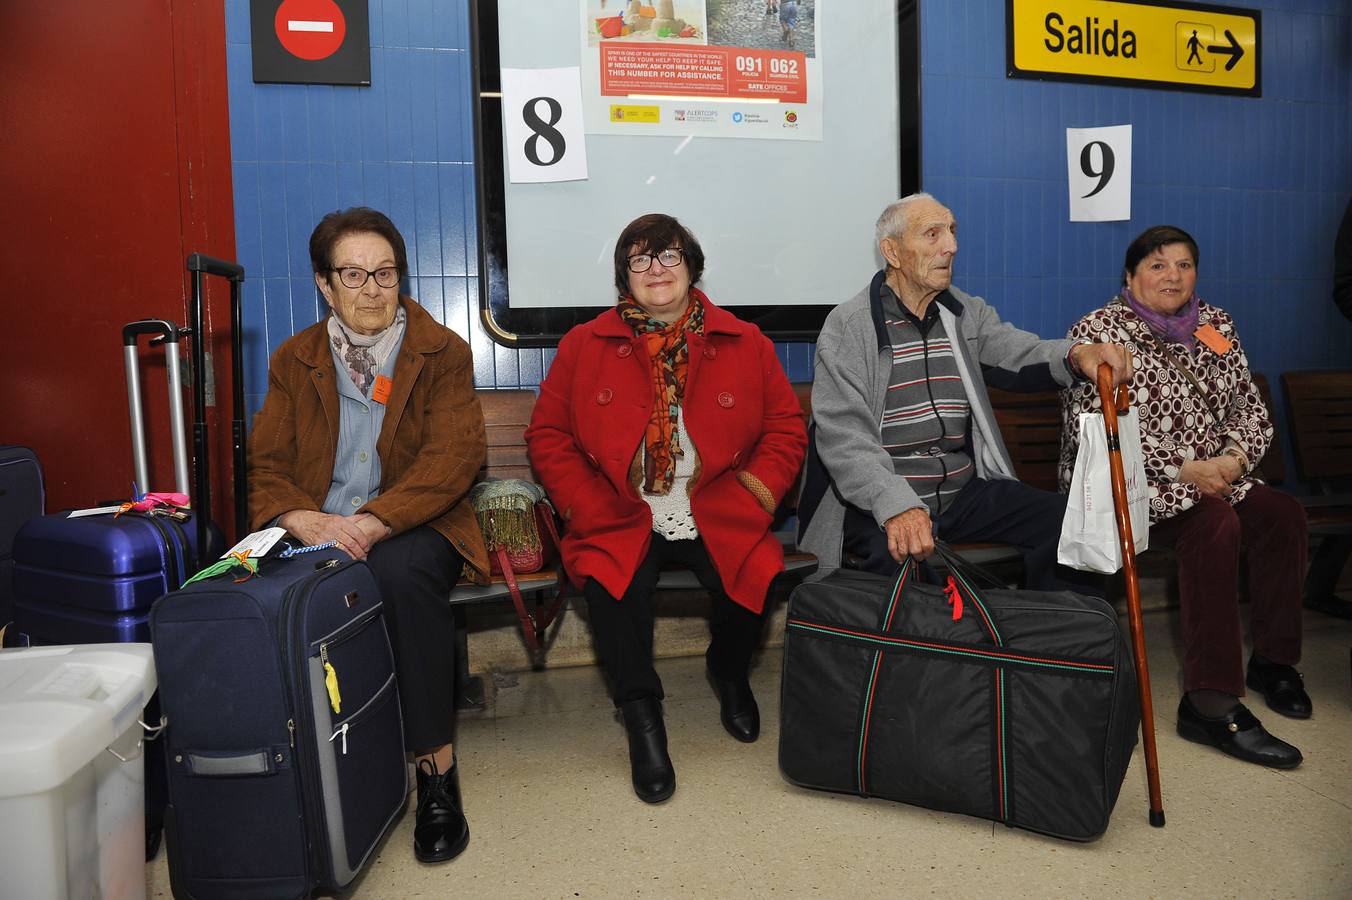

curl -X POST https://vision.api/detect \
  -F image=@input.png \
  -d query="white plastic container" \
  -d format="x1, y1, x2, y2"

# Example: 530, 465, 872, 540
0, 643, 157, 900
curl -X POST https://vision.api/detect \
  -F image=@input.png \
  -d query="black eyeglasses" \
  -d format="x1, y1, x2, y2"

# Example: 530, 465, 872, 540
331, 266, 400, 289
627, 248, 684, 274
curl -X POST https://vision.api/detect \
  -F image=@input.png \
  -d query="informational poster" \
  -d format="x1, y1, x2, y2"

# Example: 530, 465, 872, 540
580, 1, 822, 141
487, 0, 903, 317
500, 67, 590, 183
1066, 124, 1132, 222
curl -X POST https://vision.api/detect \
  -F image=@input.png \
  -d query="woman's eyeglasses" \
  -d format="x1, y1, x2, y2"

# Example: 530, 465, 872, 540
627, 248, 684, 274
332, 266, 400, 289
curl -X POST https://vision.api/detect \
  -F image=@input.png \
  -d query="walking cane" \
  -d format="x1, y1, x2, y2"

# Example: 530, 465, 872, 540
1097, 362, 1166, 828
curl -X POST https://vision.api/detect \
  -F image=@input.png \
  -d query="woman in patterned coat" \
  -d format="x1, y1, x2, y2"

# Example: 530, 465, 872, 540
1059, 225, 1310, 770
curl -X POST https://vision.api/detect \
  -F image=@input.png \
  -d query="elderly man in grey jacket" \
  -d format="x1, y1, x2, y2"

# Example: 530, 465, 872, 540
799, 193, 1132, 587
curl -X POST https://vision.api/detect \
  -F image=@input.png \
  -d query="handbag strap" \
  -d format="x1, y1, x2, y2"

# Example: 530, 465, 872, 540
495, 546, 568, 658
1118, 300, 1225, 428
536, 498, 562, 551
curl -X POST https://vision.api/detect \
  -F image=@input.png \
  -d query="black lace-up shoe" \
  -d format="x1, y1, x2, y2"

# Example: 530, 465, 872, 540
1245, 656, 1313, 719
414, 758, 470, 863
1176, 696, 1303, 769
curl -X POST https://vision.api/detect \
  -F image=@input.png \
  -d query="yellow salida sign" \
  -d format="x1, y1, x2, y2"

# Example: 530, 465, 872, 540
1008, 0, 1260, 96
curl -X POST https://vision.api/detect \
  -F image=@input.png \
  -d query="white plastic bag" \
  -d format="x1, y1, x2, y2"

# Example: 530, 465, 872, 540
1057, 409, 1150, 573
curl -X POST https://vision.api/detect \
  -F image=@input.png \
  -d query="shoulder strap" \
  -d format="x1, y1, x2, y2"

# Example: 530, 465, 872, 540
1115, 299, 1225, 428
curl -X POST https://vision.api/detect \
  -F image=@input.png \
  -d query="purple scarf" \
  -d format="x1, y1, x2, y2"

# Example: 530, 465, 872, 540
1121, 287, 1199, 348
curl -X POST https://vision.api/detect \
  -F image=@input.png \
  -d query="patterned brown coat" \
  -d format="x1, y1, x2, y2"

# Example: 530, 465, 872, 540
1058, 297, 1272, 523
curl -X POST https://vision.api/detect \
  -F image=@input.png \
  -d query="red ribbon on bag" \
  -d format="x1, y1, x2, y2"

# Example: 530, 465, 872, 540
943, 576, 964, 622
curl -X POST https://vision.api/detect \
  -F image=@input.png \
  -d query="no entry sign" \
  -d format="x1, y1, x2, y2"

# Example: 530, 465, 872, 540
251, 0, 370, 85
275, 0, 346, 61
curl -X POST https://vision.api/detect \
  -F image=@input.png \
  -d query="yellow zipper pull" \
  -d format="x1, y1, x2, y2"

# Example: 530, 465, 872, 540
321, 644, 341, 713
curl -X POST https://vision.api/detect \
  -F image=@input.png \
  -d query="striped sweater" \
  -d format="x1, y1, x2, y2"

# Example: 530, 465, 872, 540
879, 289, 973, 514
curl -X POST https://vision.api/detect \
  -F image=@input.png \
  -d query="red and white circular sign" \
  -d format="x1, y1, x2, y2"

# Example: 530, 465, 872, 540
274, 0, 347, 61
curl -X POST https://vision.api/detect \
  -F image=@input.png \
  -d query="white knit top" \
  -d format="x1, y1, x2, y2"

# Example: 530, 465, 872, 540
643, 411, 699, 540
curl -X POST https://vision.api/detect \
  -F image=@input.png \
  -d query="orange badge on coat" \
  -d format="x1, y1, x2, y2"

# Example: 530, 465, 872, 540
1193, 324, 1232, 355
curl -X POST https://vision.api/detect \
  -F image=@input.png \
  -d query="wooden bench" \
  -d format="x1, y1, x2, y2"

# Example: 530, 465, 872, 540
457, 371, 1309, 685
451, 388, 818, 687
1280, 370, 1352, 615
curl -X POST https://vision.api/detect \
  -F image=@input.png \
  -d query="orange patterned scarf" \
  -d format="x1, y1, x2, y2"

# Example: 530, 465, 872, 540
616, 291, 705, 494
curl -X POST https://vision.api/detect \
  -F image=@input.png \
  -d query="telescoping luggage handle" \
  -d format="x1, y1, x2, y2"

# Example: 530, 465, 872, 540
185, 253, 247, 556
1097, 362, 1165, 829
123, 320, 191, 497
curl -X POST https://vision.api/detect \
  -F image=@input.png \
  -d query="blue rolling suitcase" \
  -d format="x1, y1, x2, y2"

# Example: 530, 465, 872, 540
151, 548, 407, 899
0, 445, 44, 628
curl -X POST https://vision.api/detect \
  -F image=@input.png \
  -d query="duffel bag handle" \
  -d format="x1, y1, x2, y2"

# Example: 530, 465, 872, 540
884, 544, 1005, 645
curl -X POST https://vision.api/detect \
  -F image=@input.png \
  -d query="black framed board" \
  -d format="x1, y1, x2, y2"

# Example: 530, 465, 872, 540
472, 1, 921, 347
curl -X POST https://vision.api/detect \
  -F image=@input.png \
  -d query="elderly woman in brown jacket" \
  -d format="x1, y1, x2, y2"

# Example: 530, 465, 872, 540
249, 207, 487, 864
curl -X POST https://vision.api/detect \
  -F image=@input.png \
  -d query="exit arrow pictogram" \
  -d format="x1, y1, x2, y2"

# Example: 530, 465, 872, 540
1206, 29, 1244, 71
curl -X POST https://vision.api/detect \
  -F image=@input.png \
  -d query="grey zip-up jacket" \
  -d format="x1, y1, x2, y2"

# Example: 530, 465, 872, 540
798, 271, 1079, 575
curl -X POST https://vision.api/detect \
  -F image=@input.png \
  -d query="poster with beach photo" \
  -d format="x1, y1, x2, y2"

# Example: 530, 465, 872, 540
580, 0, 822, 141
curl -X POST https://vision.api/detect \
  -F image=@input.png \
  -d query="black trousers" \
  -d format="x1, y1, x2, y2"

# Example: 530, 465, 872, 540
583, 534, 767, 704
843, 477, 1105, 597
365, 525, 464, 752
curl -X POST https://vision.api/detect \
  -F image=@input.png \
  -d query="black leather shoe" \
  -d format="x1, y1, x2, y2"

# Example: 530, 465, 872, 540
1246, 657, 1313, 719
707, 670, 760, 743
619, 696, 675, 803
1176, 696, 1303, 769
414, 759, 470, 863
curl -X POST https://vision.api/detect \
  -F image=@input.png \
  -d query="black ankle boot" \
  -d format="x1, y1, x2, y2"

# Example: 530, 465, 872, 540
414, 758, 470, 863
707, 670, 760, 743
618, 696, 675, 803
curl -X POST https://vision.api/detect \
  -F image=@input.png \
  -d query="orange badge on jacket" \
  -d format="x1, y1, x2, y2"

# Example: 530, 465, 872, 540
372, 374, 393, 404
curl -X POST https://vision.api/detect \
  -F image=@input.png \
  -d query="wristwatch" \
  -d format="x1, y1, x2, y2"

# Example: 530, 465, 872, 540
1220, 445, 1249, 474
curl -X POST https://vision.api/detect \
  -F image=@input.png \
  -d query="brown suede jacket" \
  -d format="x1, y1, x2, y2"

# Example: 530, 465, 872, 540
248, 297, 489, 576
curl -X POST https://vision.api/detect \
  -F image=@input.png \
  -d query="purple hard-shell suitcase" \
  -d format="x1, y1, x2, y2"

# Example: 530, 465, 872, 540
10, 319, 212, 646
11, 509, 205, 643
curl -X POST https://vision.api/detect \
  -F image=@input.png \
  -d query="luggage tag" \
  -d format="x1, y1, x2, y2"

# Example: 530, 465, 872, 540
224, 527, 287, 560
1194, 323, 1232, 355
321, 643, 342, 714
66, 505, 126, 518
371, 374, 393, 405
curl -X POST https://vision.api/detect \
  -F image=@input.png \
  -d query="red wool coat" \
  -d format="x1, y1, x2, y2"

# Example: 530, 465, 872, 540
525, 296, 807, 613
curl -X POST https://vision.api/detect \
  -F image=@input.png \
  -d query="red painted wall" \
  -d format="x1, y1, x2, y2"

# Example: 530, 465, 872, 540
1, 1, 238, 529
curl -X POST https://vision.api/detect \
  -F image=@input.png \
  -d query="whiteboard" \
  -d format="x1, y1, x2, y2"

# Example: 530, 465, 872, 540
472, 0, 920, 344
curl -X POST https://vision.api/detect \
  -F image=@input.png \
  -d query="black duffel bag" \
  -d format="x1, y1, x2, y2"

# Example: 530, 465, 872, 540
779, 544, 1139, 841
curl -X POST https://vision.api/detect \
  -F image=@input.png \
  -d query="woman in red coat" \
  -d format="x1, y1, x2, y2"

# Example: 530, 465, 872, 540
526, 214, 807, 803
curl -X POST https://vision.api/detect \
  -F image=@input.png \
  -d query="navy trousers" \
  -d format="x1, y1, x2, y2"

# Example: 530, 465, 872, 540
366, 525, 464, 752
843, 477, 1106, 596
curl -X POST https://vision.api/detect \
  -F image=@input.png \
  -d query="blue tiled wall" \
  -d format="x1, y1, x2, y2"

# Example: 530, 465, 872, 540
226, 0, 814, 418
921, 0, 1352, 396
226, 1, 1351, 431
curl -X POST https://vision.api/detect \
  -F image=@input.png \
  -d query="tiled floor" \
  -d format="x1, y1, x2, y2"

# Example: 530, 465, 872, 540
147, 603, 1352, 898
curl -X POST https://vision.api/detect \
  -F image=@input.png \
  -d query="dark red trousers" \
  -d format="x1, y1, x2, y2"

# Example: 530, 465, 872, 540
1148, 485, 1306, 696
